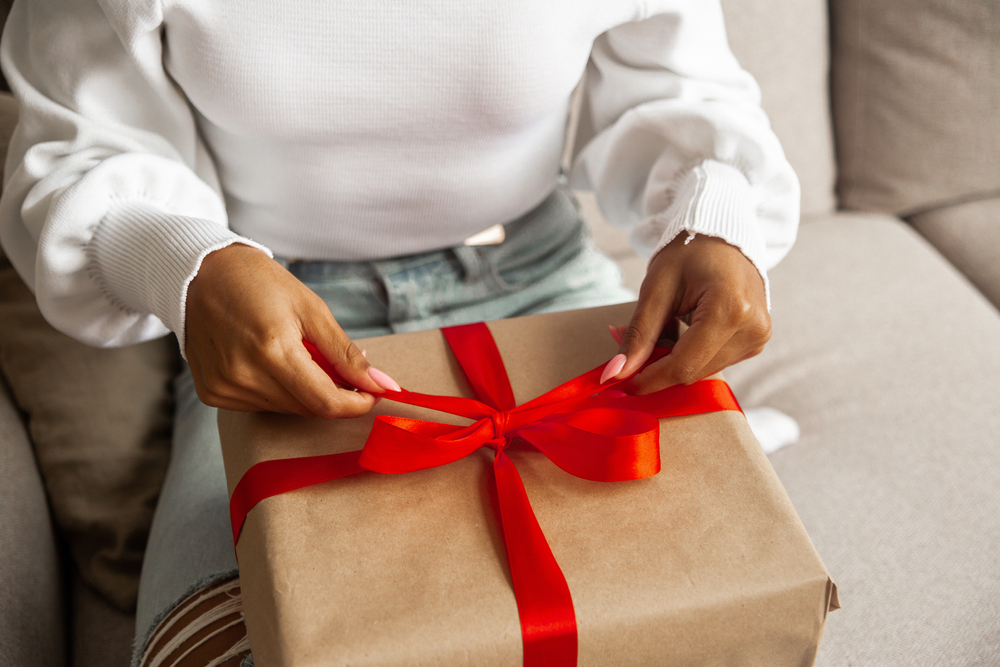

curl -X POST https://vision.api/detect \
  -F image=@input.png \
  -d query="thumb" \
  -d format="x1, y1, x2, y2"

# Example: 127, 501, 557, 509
303, 314, 398, 395
601, 297, 673, 384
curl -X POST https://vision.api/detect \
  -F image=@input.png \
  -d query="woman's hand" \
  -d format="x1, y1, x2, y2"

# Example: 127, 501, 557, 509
602, 235, 771, 394
185, 244, 398, 418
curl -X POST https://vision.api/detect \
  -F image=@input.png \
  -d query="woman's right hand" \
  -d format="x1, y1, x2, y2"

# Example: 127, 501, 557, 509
184, 244, 399, 418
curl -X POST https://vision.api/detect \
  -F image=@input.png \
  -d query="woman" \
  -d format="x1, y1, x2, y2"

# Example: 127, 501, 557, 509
0, 0, 797, 664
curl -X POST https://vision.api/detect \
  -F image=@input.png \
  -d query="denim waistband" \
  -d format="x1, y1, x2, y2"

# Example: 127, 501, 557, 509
274, 186, 585, 285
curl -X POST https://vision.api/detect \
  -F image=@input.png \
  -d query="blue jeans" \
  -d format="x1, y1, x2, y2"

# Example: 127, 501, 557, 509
132, 187, 637, 662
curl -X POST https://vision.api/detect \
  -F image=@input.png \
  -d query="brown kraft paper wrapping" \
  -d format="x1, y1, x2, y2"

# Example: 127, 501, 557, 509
219, 303, 838, 667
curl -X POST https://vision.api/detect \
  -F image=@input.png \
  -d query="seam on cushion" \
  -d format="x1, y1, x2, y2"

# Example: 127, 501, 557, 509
901, 188, 1000, 220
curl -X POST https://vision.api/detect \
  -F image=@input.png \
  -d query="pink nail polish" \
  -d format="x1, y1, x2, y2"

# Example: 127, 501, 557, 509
361, 349, 367, 358
608, 325, 623, 345
600, 353, 627, 384
368, 367, 401, 392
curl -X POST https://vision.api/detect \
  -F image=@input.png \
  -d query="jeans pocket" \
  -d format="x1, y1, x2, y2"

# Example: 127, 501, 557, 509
488, 188, 589, 291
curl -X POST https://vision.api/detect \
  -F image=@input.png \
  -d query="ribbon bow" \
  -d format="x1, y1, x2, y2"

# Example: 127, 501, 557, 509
229, 322, 742, 667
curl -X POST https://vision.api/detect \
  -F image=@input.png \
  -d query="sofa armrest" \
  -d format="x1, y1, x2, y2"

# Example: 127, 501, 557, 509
0, 378, 66, 667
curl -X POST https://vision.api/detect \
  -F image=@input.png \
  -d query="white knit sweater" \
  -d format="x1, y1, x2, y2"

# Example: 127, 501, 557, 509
0, 0, 799, 351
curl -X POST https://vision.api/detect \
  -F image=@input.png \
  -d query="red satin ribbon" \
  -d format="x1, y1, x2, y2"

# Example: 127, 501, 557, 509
229, 322, 742, 667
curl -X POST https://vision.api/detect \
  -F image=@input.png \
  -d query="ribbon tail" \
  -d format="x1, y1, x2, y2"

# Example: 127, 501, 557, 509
493, 451, 577, 667
230, 451, 365, 550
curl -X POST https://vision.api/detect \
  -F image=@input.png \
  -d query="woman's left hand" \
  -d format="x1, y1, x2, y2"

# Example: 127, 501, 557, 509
603, 234, 771, 394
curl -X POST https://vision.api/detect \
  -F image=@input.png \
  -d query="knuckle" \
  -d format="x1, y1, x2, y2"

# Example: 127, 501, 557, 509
620, 323, 647, 350
313, 391, 369, 420
313, 396, 342, 420
219, 361, 254, 388
748, 312, 772, 343
259, 333, 289, 361
194, 385, 220, 407
313, 389, 367, 419
721, 297, 754, 327
343, 341, 368, 369
339, 400, 372, 419
668, 361, 700, 386
195, 385, 231, 410
200, 368, 229, 395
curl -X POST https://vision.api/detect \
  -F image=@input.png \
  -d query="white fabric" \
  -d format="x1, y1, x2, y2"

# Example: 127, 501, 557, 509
0, 0, 799, 348
744, 407, 800, 455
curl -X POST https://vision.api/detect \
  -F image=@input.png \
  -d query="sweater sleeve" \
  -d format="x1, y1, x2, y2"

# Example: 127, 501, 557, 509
0, 0, 271, 352
570, 1, 800, 308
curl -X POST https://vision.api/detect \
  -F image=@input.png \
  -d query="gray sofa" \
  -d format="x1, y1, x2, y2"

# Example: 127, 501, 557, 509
3, 0, 999, 665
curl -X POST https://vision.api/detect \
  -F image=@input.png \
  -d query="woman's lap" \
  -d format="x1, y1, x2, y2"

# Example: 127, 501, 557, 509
133, 187, 637, 663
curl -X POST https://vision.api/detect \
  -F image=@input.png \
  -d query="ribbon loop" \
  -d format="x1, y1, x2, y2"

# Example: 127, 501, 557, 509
486, 410, 511, 450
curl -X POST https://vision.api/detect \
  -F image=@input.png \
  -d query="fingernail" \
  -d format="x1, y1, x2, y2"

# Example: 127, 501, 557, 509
608, 325, 623, 345
361, 349, 367, 358
368, 367, 401, 392
600, 354, 627, 384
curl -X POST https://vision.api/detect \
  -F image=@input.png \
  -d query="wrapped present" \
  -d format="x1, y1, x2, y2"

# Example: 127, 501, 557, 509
219, 303, 838, 667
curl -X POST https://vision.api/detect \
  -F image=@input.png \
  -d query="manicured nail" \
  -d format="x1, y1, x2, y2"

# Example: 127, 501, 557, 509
600, 354, 627, 384
608, 325, 623, 345
361, 349, 367, 358
368, 367, 401, 392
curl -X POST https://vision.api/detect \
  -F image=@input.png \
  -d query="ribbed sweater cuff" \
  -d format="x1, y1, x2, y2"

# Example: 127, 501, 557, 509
91, 202, 273, 355
650, 160, 771, 309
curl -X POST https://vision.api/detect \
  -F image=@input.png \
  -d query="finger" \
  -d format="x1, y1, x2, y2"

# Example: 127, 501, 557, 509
300, 306, 392, 395
685, 308, 771, 382
196, 391, 289, 414
610, 322, 678, 349
696, 341, 768, 382
627, 306, 739, 394
200, 372, 317, 417
240, 372, 321, 417
607, 273, 682, 383
270, 342, 378, 419
202, 346, 323, 417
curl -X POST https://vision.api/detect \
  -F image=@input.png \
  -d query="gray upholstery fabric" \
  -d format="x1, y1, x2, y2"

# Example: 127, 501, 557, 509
0, 379, 66, 667
909, 198, 1000, 312
725, 212, 1000, 666
720, 0, 837, 217
0, 249, 177, 611
831, 0, 1000, 215
71, 577, 134, 667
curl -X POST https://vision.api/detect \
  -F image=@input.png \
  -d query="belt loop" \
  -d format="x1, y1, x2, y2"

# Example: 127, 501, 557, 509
452, 245, 485, 283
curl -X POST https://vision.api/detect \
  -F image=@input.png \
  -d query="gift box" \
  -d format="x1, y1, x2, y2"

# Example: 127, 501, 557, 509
219, 303, 838, 667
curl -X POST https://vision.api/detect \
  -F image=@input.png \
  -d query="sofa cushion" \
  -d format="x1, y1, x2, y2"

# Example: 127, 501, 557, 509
720, 0, 837, 217
909, 198, 1000, 311
0, 378, 66, 667
831, 0, 1000, 215
71, 576, 134, 667
724, 212, 1000, 665
0, 250, 178, 611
